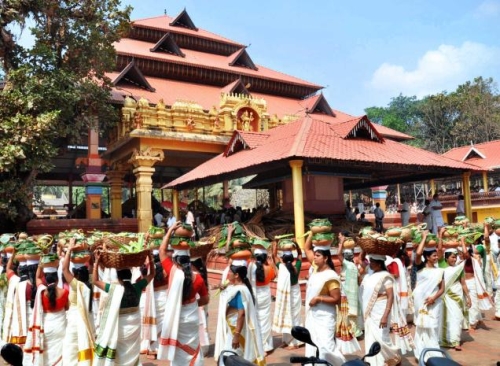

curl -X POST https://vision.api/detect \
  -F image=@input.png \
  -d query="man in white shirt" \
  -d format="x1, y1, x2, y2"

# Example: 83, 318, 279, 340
398, 199, 410, 226
422, 199, 433, 232
154, 210, 164, 227
456, 194, 465, 216
166, 210, 176, 228
429, 193, 444, 234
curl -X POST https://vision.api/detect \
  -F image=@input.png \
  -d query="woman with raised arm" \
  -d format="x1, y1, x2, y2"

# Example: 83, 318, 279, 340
437, 230, 471, 351
214, 258, 266, 366
61, 238, 95, 365
157, 221, 209, 366
24, 260, 69, 365
359, 250, 413, 366
248, 244, 276, 354
272, 239, 303, 350
412, 230, 445, 361
92, 251, 155, 366
303, 232, 345, 365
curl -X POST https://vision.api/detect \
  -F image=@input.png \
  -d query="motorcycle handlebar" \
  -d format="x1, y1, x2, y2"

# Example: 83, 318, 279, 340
289, 356, 332, 365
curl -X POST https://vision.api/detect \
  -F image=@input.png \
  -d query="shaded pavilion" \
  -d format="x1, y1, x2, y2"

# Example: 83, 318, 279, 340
164, 115, 480, 246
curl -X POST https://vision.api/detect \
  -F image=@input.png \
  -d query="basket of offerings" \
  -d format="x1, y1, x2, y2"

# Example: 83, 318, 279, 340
308, 218, 332, 234
190, 237, 215, 258
454, 215, 469, 226
277, 235, 296, 251
100, 234, 150, 269
174, 224, 194, 238
102, 232, 138, 250
225, 235, 252, 260
148, 226, 165, 239
169, 237, 195, 251
356, 234, 402, 256
41, 253, 60, 268
311, 232, 336, 247
487, 218, 500, 236
342, 236, 357, 249
250, 237, 271, 251
71, 250, 91, 264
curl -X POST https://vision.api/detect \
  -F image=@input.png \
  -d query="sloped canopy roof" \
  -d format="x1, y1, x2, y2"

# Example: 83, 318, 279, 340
164, 116, 480, 190
150, 32, 185, 57
443, 140, 500, 170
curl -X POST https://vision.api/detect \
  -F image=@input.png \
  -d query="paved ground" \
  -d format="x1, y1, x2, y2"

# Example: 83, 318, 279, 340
141, 291, 500, 365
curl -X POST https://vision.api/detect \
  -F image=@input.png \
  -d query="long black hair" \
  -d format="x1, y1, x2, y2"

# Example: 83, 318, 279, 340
45, 272, 58, 309
281, 253, 297, 282
1, 256, 8, 274
26, 264, 38, 308
423, 249, 437, 263
153, 253, 166, 284
254, 253, 268, 283
191, 257, 208, 290
315, 249, 335, 271
230, 265, 255, 305
73, 266, 93, 312
117, 269, 139, 307
174, 255, 193, 302
1, 343, 23, 366
370, 258, 387, 272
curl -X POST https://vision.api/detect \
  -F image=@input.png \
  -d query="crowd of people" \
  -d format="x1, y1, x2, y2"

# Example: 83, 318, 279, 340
1, 212, 499, 366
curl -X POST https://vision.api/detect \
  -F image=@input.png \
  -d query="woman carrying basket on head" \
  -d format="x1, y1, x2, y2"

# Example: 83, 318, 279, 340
61, 238, 95, 365
157, 221, 210, 366
92, 251, 155, 366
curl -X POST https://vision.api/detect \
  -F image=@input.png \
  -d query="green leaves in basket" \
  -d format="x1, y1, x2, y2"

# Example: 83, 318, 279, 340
42, 253, 59, 263
249, 237, 270, 249
117, 233, 146, 253
71, 250, 91, 259
170, 237, 197, 248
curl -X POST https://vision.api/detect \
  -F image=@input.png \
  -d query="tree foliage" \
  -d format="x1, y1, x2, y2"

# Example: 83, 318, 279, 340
365, 77, 500, 154
0, 0, 131, 231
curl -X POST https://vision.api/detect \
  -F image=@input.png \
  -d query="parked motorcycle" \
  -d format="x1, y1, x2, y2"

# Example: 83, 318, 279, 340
418, 348, 461, 366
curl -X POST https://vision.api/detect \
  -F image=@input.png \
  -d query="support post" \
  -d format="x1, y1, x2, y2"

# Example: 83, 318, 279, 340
462, 171, 472, 220
289, 160, 305, 248
429, 179, 436, 196
172, 190, 179, 220
107, 170, 126, 219
482, 171, 489, 193
129, 148, 164, 233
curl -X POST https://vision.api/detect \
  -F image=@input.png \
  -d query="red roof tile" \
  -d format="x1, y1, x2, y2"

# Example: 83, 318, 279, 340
114, 38, 322, 88
132, 15, 244, 47
443, 140, 500, 170
164, 117, 480, 188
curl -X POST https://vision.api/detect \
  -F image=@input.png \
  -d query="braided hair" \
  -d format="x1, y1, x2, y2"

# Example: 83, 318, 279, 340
191, 257, 209, 289
73, 266, 93, 312
117, 269, 139, 307
45, 272, 58, 309
254, 253, 268, 283
174, 255, 193, 302
281, 253, 297, 282
230, 265, 255, 305
26, 264, 38, 308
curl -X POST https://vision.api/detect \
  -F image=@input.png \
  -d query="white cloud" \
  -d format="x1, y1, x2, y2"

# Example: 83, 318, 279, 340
368, 42, 500, 97
475, 0, 500, 18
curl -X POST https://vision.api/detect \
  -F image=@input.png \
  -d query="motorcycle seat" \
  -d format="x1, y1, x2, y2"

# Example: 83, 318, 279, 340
426, 357, 461, 366
223, 355, 255, 366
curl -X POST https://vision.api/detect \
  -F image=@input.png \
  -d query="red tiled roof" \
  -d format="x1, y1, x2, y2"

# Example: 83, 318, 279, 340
164, 117, 480, 188
114, 38, 322, 88
371, 124, 414, 141
443, 140, 500, 170
132, 15, 245, 47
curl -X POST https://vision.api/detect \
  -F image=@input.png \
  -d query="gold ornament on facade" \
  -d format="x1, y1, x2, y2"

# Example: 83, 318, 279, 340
128, 147, 164, 168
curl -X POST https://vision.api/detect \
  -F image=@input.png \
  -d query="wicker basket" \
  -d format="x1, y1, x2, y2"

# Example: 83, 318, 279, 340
103, 236, 135, 250
99, 249, 150, 269
190, 243, 214, 258
356, 237, 401, 256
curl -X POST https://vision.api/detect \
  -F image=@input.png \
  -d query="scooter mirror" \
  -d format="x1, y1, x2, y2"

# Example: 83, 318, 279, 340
291, 326, 319, 357
365, 341, 381, 358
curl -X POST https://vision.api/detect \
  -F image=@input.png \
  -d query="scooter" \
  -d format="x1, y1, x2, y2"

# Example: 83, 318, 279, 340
219, 325, 381, 366
418, 348, 461, 366
289, 326, 381, 366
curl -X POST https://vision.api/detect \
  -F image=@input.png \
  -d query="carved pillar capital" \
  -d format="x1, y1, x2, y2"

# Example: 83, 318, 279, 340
128, 147, 164, 169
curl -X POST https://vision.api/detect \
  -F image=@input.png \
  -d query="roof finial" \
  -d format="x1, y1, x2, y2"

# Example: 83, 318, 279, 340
164, 9, 167, 15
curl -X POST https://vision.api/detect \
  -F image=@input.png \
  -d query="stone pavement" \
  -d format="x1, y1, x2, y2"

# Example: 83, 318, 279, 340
141, 291, 500, 365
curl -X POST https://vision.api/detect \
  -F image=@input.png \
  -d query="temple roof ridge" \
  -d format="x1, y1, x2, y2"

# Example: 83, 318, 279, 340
150, 32, 185, 57
112, 60, 155, 92
169, 9, 198, 31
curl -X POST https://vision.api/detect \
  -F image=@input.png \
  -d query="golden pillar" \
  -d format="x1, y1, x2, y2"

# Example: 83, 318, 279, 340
106, 169, 126, 219
289, 160, 305, 248
462, 171, 472, 220
397, 184, 401, 205
429, 179, 436, 196
482, 171, 489, 192
172, 189, 179, 221
129, 148, 164, 233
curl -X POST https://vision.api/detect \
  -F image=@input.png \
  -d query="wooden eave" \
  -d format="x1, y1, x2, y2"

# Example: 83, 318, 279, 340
129, 26, 241, 57
112, 60, 156, 92
345, 116, 384, 143
116, 54, 321, 99
228, 48, 258, 71
169, 9, 198, 31
463, 146, 486, 161
309, 93, 335, 116
150, 33, 185, 57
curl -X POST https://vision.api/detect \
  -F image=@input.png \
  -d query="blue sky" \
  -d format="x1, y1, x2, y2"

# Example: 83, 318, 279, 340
121, 0, 500, 115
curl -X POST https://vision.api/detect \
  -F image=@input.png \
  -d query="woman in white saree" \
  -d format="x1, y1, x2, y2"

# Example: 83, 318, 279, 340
437, 237, 470, 351
359, 253, 413, 366
272, 240, 303, 349
412, 231, 445, 361
62, 240, 95, 365
93, 253, 155, 366
303, 232, 345, 366
157, 223, 210, 366
215, 260, 266, 366
24, 263, 69, 365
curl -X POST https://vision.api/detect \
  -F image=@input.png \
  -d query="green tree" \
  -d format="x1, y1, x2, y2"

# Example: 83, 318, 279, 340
0, 0, 131, 231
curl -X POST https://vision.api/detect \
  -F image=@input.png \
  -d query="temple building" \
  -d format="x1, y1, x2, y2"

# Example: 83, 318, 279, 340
29, 9, 475, 234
